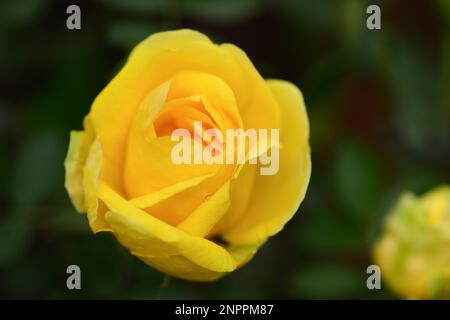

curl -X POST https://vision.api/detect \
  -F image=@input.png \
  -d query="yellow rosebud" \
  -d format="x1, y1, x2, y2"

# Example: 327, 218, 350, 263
64, 29, 311, 281
374, 185, 450, 298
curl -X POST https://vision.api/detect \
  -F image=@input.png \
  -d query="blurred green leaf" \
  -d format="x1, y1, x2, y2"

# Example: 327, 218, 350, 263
398, 168, 443, 195
42, 209, 89, 234
332, 140, 381, 222
107, 21, 162, 50
293, 265, 365, 299
0, 140, 9, 201
437, 37, 450, 144
338, 0, 366, 51
0, 212, 31, 266
298, 211, 364, 254
26, 47, 105, 132
60, 233, 121, 298
387, 41, 439, 149
182, 0, 262, 23
439, 0, 450, 27
0, 0, 47, 29
279, 0, 337, 32
97, 0, 164, 14
12, 132, 64, 205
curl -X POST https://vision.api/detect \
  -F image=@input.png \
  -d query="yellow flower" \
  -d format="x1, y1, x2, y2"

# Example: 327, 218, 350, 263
64, 29, 311, 281
374, 185, 450, 298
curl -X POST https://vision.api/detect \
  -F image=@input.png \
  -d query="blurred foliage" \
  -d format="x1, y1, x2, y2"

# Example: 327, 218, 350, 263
0, 0, 449, 299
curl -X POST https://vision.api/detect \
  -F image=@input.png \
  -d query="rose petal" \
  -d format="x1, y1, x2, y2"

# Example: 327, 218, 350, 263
222, 80, 311, 245
83, 137, 110, 232
64, 130, 90, 212
129, 173, 214, 209
98, 182, 237, 273
177, 181, 231, 237
221, 43, 280, 131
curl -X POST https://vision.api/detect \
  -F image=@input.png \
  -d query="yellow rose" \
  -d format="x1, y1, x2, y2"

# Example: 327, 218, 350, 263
64, 29, 311, 281
374, 185, 450, 299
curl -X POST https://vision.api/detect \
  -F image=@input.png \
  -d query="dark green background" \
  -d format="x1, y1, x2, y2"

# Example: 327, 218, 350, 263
0, 0, 449, 299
